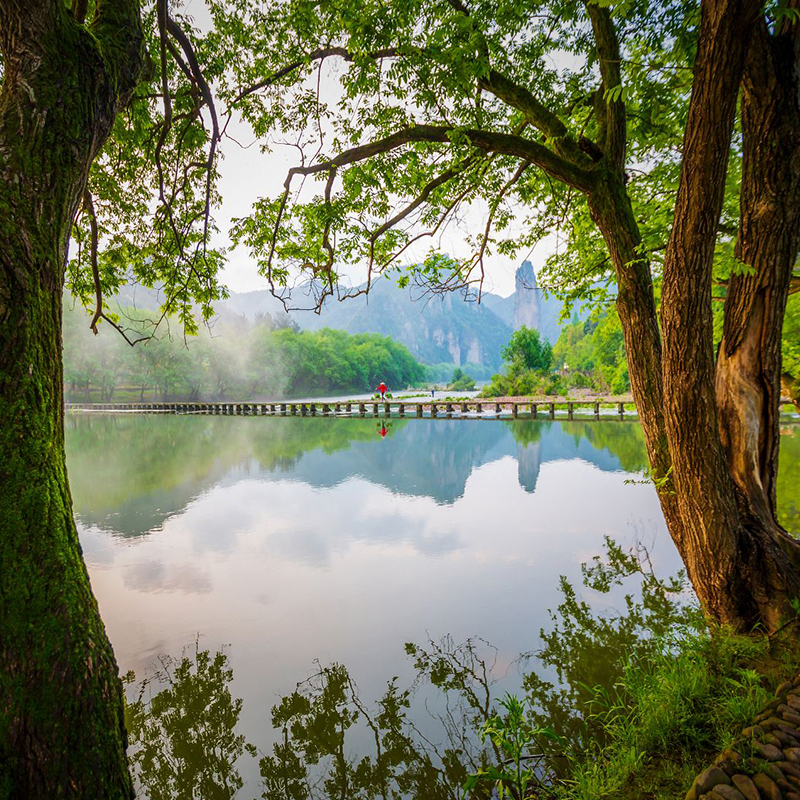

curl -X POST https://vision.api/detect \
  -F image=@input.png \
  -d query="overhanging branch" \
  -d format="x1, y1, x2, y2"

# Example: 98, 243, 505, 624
284, 124, 594, 191
478, 70, 596, 169
82, 190, 151, 346
233, 47, 402, 104
585, 2, 626, 168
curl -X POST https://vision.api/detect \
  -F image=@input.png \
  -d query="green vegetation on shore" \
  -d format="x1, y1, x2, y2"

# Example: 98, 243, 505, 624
784, 295, 800, 413
447, 367, 476, 391
63, 304, 427, 401
483, 296, 800, 406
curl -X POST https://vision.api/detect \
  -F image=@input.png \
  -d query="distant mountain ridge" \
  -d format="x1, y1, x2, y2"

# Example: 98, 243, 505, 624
107, 261, 569, 371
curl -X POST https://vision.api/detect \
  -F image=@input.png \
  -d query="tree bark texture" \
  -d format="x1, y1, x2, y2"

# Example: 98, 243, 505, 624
660, 0, 800, 631
717, 18, 800, 526
0, 2, 145, 797
586, 171, 687, 550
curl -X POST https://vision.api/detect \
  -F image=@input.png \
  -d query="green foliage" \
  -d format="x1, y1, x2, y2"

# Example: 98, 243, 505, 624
558, 630, 787, 800
69, 6, 229, 333
465, 695, 562, 799
208, 0, 697, 308
474, 539, 800, 800
425, 362, 493, 383
480, 370, 563, 398
62, 303, 426, 400
448, 367, 476, 391
783, 294, 800, 412
552, 308, 630, 395
502, 327, 552, 374
480, 326, 560, 397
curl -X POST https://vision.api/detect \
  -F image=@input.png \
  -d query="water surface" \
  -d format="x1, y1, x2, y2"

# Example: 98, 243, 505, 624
65, 414, 800, 795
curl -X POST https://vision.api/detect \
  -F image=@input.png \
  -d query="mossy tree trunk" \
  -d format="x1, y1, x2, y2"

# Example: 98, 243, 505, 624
0, 1, 145, 797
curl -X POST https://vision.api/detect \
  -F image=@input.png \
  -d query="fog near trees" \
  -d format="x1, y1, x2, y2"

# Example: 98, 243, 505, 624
62, 302, 426, 402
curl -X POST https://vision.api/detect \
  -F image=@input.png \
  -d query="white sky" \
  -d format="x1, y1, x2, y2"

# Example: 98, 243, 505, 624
186, 0, 559, 300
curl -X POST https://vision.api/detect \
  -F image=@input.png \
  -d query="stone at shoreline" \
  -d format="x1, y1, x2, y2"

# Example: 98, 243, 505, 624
731, 774, 760, 800
755, 741, 786, 762
753, 772, 783, 800
688, 766, 732, 799
710, 784, 746, 800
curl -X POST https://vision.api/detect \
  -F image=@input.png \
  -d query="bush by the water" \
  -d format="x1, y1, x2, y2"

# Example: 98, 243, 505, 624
447, 368, 476, 391
480, 326, 557, 397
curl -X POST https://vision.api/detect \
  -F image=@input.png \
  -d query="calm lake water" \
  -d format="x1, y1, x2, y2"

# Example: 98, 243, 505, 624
65, 413, 800, 797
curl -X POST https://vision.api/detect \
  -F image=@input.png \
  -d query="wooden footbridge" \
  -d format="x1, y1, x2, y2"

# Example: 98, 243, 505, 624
65, 398, 637, 420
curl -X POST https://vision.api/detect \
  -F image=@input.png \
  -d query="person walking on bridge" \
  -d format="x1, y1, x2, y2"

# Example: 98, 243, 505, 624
377, 381, 388, 399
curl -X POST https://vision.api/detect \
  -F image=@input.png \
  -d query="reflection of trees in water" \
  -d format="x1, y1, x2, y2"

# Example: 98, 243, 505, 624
125, 540, 697, 799
67, 416, 403, 535
124, 641, 255, 800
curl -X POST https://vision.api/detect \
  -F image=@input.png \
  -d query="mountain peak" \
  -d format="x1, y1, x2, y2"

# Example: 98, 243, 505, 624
516, 260, 538, 291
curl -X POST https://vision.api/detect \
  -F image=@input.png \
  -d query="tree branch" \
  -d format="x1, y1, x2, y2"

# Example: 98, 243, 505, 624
233, 47, 401, 104
585, 2, 626, 168
285, 124, 594, 191
164, 9, 220, 252
82, 189, 150, 346
470, 160, 531, 294
478, 70, 596, 169
368, 156, 477, 269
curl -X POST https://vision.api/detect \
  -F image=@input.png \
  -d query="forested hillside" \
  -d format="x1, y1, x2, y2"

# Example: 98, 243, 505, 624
62, 303, 426, 401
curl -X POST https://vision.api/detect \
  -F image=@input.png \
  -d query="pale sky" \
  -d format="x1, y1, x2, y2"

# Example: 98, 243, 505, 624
185, 0, 560, 300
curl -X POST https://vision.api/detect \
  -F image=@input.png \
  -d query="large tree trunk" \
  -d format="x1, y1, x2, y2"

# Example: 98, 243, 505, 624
583, 3, 690, 568
660, 0, 800, 632
0, 2, 145, 796
586, 172, 686, 544
717, 17, 800, 533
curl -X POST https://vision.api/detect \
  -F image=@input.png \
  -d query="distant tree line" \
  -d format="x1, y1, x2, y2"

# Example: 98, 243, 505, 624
63, 304, 427, 401
482, 296, 800, 405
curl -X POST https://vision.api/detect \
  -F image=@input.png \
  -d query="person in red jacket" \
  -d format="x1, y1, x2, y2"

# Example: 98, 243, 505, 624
377, 381, 388, 399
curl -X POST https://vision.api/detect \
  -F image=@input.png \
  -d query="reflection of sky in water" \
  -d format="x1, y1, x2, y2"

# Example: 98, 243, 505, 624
68, 416, 800, 793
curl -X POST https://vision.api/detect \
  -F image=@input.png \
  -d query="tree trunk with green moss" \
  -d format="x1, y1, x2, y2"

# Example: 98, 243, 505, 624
0, 1, 145, 796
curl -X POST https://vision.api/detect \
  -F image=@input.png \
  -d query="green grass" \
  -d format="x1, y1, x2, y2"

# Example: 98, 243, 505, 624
560, 628, 798, 800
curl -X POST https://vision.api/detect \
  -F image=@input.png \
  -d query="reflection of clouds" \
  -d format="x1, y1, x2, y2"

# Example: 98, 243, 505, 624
180, 496, 250, 555
353, 506, 462, 557
77, 523, 119, 566
159, 477, 468, 569
265, 528, 335, 568
123, 559, 212, 595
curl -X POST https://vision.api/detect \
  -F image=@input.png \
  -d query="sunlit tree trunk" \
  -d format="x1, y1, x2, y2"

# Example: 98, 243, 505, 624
0, 1, 145, 795
716, 18, 800, 523
660, 0, 800, 632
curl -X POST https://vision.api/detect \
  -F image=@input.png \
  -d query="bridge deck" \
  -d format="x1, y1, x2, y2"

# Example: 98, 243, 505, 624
64, 397, 796, 420
65, 398, 631, 419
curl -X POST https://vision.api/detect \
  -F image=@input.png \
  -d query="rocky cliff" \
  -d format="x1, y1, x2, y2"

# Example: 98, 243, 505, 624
510, 261, 567, 344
